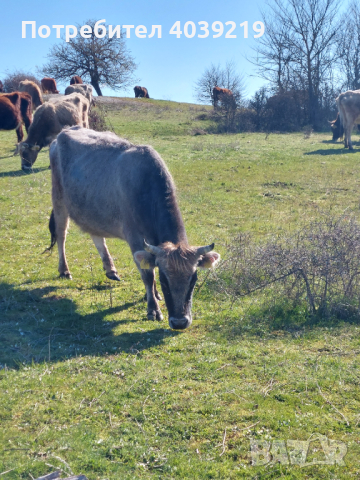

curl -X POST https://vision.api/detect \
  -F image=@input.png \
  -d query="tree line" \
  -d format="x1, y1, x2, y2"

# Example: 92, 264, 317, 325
195, 0, 360, 132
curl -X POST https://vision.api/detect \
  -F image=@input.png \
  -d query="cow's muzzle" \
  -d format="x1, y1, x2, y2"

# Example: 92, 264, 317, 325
169, 316, 192, 330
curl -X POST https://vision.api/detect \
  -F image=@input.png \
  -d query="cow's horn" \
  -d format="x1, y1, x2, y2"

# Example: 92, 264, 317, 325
197, 243, 215, 256
143, 239, 161, 255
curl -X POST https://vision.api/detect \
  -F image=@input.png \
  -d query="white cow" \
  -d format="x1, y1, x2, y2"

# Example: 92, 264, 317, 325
336, 90, 360, 150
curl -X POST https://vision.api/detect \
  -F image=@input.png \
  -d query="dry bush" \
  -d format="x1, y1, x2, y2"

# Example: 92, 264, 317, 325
3, 71, 40, 93
219, 214, 360, 319
89, 107, 108, 131
191, 128, 207, 136
196, 113, 210, 121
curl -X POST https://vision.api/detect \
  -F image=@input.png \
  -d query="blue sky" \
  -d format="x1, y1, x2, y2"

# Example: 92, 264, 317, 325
0, 0, 267, 103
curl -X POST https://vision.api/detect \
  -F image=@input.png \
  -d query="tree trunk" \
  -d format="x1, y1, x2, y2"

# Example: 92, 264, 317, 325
91, 79, 103, 96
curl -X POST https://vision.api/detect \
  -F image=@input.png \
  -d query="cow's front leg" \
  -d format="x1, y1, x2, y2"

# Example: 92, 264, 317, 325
139, 269, 163, 321
91, 235, 120, 281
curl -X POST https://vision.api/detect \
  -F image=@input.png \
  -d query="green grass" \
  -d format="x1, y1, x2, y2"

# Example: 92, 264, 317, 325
0, 97, 360, 478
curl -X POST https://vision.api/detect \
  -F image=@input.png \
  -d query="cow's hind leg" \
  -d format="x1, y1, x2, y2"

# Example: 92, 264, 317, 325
15, 123, 24, 143
51, 207, 72, 278
91, 235, 120, 281
345, 125, 353, 149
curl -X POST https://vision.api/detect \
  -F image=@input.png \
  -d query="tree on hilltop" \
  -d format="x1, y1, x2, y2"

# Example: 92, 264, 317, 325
40, 19, 137, 96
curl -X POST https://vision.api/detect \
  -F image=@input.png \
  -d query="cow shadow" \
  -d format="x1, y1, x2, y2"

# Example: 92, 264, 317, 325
0, 282, 180, 369
305, 148, 357, 156
0, 166, 49, 178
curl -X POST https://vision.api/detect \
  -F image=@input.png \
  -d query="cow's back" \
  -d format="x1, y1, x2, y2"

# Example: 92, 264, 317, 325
338, 91, 360, 125
51, 127, 177, 241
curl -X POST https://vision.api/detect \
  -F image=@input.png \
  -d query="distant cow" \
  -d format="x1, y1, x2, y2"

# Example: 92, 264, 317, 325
46, 126, 220, 329
70, 75, 83, 85
65, 84, 94, 106
213, 86, 234, 108
134, 86, 150, 98
19, 80, 43, 109
0, 80, 3, 93
0, 92, 33, 136
19, 93, 89, 170
335, 90, 360, 149
41, 77, 59, 94
0, 94, 24, 144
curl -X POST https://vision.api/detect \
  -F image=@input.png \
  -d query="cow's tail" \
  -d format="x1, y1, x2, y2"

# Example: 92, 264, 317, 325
42, 210, 57, 254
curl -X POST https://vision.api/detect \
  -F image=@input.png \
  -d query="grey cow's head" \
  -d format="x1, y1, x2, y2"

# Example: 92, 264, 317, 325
134, 241, 220, 330
19, 143, 41, 170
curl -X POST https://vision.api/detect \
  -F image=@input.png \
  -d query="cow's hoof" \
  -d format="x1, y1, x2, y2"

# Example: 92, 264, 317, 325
156, 311, 164, 321
106, 272, 121, 281
147, 311, 156, 321
60, 272, 72, 279
147, 310, 163, 321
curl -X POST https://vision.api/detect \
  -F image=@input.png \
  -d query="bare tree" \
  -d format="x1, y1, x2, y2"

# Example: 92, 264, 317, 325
252, 0, 340, 128
337, 1, 360, 91
40, 20, 137, 96
194, 61, 246, 107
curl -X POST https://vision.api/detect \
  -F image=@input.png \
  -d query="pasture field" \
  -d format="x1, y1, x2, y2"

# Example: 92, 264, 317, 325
0, 97, 360, 479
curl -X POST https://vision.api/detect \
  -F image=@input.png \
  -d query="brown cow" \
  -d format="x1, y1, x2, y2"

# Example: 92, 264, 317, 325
0, 92, 33, 134
213, 86, 234, 108
0, 80, 3, 93
41, 77, 59, 94
70, 75, 83, 85
134, 86, 150, 98
0, 93, 24, 144
19, 80, 43, 110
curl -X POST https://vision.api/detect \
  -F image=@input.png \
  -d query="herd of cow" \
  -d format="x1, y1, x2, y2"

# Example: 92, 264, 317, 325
0, 75, 220, 330
0, 76, 93, 169
1, 76, 360, 329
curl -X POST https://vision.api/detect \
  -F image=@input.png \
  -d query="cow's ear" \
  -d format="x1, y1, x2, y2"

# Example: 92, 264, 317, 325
198, 252, 221, 269
134, 250, 156, 270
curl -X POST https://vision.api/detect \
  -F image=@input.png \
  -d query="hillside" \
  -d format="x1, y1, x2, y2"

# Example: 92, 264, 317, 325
0, 97, 359, 479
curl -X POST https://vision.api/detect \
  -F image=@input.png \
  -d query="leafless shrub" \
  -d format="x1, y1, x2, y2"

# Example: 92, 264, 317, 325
3, 70, 40, 93
303, 125, 314, 138
196, 113, 210, 121
191, 128, 207, 136
219, 213, 360, 319
89, 107, 107, 131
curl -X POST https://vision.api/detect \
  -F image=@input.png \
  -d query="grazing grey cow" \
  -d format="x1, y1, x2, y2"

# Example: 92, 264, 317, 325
46, 126, 220, 329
